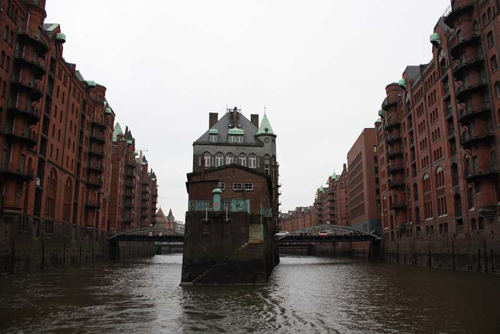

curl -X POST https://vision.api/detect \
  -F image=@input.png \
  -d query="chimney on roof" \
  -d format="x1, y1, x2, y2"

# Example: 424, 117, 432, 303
251, 114, 259, 127
209, 113, 218, 129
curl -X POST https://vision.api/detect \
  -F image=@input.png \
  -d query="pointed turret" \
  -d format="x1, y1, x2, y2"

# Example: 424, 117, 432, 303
167, 208, 175, 222
113, 122, 123, 142
256, 114, 276, 137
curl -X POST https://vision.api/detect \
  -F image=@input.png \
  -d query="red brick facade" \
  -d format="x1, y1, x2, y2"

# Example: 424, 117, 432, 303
0, 0, 158, 234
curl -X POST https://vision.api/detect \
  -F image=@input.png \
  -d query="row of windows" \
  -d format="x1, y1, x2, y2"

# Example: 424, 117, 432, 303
202, 152, 258, 169
218, 182, 253, 191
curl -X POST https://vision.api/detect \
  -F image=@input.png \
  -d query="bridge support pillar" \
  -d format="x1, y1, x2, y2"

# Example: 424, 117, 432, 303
109, 241, 120, 262
370, 240, 383, 262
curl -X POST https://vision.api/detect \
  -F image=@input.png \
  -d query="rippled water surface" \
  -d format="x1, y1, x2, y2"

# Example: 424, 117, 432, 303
1, 255, 500, 333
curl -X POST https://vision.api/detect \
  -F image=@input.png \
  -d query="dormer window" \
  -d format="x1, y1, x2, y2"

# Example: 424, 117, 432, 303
209, 128, 219, 142
228, 135, 243, 143
228, 128, 244, 142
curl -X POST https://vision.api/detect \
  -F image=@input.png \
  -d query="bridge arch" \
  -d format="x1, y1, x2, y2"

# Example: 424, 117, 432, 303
277, 224, 381, 242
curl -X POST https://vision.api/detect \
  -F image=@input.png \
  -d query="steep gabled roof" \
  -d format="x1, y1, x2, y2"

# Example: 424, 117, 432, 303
194, 112, 263, 146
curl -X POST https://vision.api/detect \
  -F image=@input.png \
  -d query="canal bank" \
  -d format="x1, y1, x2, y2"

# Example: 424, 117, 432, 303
0, 216, 155, 274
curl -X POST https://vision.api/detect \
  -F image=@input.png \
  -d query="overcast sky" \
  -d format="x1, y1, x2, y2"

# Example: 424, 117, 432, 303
46, 0, 451, 221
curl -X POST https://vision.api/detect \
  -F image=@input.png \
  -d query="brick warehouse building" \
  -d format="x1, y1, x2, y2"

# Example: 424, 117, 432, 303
347, 128, 381, 233
0, 0, 159, 273
181, 108, 280, 285
376, 0, 500, 271
280, 206, 316, 232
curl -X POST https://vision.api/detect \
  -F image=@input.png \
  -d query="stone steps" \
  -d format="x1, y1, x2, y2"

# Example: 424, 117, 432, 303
249, 224, 262, 244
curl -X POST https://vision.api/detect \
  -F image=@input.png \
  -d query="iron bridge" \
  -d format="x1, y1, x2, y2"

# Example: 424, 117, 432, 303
108, 227, 185, 242
277, 224, 381, 243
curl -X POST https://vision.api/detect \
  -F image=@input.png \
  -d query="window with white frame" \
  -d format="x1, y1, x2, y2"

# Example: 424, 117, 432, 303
203, 153, 211, 168
229, 135, 244, 143
218, 182, 225, 190
209, 134, 218, 142
238, 153, 246, 167
233, 182, 243, 190
215, 153, 223, 167
226, 153, 234, 164
244, 183, 253, 191
249, 154, 257, 168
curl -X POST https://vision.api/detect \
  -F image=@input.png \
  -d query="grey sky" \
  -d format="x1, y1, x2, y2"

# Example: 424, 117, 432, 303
46, 0, 451, 220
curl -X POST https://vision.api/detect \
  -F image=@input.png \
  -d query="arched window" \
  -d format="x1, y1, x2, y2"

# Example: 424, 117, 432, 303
451, 164, 459, 186
238, 153, 247, 167
468, 187, 474, 209
0, 51, 4, 68
215, 152, 223, 167
248, 154, 257, 168
488, 7, 492, 21
435, 167, 444, 188
495, 81, 500, 98
491, 55, 498, 72
226, 153, 234, 165
45, 169, 57, 219
488, 31, 495, 48
4, 26, 8, 41
423, 174, 430, 193
203, 152, 211, 168
63, 178, 72, 222
413, 183, 418, 200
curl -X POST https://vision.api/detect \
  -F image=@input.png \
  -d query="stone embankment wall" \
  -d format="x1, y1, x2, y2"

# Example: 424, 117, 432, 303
0, 214, 154, 274
181, 211, 278, 285
383, 232, 500, 273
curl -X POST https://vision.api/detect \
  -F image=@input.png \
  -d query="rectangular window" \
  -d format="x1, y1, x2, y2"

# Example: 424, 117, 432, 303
249, 157, 256, 168
229, 135, 243, 143
209, 134, 218, 142
219, 182, 225, 190
244, 183, 253, 191
215, 156, 223, 167
233, 183, 243, 191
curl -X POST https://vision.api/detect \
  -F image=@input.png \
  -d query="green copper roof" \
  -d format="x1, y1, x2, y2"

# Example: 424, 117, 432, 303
430, 33, 441, 45
228, 128, 244, 135
105, 107, 112, 114
331, 171, 338, 180
113, 123, 123, 142
126, 140, 132, 146
378, 109, 385, 118
86, 80, 96, 87
209, 128, 219, 134
134, 151, 139, 156
398, 79, 407, 89
256, 114, 275, 136
55, 33, 66, 43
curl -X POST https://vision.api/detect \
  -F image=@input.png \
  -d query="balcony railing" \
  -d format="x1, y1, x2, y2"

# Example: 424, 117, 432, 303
388, 179, 405, 189
7, 104, 40, 124
17, 28, 49, 55
455, 78, 488, 102
2, 125, 37, 148
14, 52, 46, 78
0, 162, 35, 181
388, 163, 405, 174
460, 130, 494, 148
390, 200, 407, 210
465, 166, 499, 182
458, 105, 491, 124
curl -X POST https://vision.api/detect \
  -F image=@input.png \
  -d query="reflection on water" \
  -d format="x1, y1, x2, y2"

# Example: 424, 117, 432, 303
1, 255, 499, 334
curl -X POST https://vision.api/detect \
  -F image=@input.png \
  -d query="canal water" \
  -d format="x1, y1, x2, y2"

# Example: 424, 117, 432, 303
1, 255, 499, 334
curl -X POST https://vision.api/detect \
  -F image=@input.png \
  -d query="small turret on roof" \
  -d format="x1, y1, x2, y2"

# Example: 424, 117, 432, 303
256, 113, 276, 137
113, 123, 123, 142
